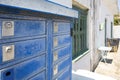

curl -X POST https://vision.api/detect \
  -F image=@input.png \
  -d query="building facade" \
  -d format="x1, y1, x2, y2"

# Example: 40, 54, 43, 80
72, 0, 119, 71
0, 0, 119, 80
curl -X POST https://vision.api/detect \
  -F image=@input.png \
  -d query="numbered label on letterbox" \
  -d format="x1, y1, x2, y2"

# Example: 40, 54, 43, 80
53, 37, 58, 47
2, 45, 15, 62
53, 65, 58, 76
53, 51, 58, 61
54, 23, 58, 33
2, 21, 14, 37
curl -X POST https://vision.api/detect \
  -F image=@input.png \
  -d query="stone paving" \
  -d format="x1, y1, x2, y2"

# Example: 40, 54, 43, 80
95, 26, 120, 80
95, 46, 120, 80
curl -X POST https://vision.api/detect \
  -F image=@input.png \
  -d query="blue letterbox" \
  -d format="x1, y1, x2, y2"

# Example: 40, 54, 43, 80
0, 9, 72, 80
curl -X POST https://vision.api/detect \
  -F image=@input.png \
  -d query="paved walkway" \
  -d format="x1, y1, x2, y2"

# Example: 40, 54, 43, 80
72, 26, 120, 80
72, 70, 116, 80
95, 44, 120, 80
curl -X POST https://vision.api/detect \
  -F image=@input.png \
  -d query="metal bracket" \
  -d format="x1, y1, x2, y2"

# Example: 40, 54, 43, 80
53, 65, 58, 76
53, 51, 58, 62
53, 37, 58, 47
54, 22, 58, 33
2, 45, 15, 62
2, 21, 14, 37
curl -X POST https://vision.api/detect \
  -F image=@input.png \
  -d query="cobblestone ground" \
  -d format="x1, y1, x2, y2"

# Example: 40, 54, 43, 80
95, 46, 120, 80
95, 25, 120, 80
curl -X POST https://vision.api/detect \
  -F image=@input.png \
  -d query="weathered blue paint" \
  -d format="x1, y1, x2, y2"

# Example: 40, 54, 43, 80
58, 57, 71, 72
52, 21, 72, 80
53, 35, 71, 48
0, 38, 46, 64
0, 20, 46, 39
1, 55, 46, 80
58, 67, 71, 80
0, 21, 1, 39
2, 68, 14, 80
53, 22, 70, 34
29, 71, 46, 80
53, 45, 71, 62
0, 7, 72, 80
47, 20, 53, 80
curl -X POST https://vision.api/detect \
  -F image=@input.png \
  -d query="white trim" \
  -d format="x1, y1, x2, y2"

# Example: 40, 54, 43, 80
72, 50, 90, 63
0, 0, 78, 18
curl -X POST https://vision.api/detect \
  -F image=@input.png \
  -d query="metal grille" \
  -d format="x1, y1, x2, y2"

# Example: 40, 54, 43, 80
72, 7, 88, 59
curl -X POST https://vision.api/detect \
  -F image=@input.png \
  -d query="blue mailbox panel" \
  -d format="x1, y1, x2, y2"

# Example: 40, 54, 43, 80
1, 55, 46, 80
53, 35, 71, 48
0, 16, 48, 80
0, 14, 72, 80
0, 38, 46, 64
29, 71, 46, 80
0, 20, 45, 39
52, 57, 71, 76
53, 22, 70, 34
52, 21, 72, 80
57, 67, 71, 80
52, 45, 71, 62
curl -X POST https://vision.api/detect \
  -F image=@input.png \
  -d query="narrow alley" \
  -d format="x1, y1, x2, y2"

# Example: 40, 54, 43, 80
95, 25, 120, 80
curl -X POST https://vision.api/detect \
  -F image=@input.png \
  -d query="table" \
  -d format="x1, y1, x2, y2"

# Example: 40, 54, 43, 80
98, 47, 112, 63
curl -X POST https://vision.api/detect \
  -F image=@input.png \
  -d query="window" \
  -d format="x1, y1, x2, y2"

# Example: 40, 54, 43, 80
72, 7, 88, 59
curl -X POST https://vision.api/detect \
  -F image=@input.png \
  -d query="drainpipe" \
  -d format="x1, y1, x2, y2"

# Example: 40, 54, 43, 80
92, 0, 97, 71
90, 0, 96, 71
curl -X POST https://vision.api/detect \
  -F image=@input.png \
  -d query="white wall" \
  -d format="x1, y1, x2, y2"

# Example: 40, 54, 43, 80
72, 0, 93, 71
72, 52, 91, 71
74, 0, 90, 9
48, 0, 72, 8
92, 0, 114, 70
72, 0, 114, 71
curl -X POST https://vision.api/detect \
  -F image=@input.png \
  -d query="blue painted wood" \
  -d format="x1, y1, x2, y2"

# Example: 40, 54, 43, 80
58, 57, 70, 72
53, 35, 71, 48
29, 71, 46, 80
53, 45, 70, 61
52, 57, 70, 77
0, 20, 46, 39
58, 68, 70, 80
1, 55, 46, 80
0, 21, 1, 39
2, 68, 14, 80
53, 22, 70, 33
0, 38, 46, 64
47, 20, 53, 80
0, 45, 2, 64
52, 21, 72, 80
0, 13, 72, 80
0, 1, 78, 18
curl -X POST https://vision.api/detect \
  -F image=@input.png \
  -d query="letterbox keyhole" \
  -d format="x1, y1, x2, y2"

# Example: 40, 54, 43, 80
6, 71, 11, 76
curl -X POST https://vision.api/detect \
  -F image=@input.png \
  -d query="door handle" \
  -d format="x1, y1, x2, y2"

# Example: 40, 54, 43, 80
70, 28, 73, 36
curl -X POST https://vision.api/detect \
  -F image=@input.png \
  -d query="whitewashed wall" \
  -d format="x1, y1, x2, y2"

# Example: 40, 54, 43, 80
75, 0, 90, 9
92, 0, 113, 70
72, 0, 93, 71
72, 0, 114, 71
48, 0, 72, 8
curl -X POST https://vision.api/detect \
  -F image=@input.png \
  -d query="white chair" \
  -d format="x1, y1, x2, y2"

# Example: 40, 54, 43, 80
98, 47, 112, 63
